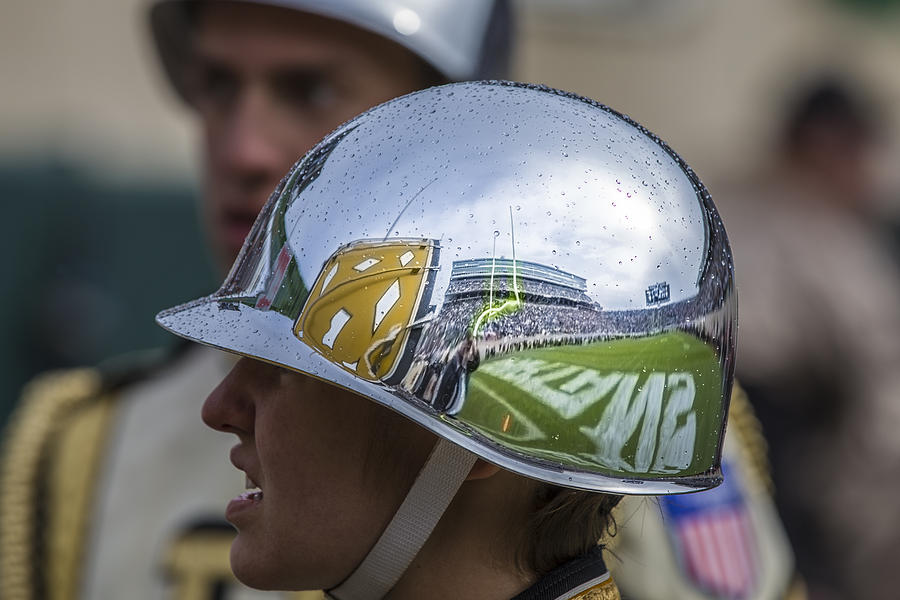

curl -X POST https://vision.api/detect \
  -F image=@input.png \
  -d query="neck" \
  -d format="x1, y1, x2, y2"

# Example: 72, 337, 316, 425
385, 471, 538, 600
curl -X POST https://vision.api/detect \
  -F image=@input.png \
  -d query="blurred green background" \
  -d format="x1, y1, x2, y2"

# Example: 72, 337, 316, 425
0, 162, 215, 421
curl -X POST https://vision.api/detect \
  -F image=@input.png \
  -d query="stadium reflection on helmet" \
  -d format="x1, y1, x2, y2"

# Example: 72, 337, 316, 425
157, 81, 736, 495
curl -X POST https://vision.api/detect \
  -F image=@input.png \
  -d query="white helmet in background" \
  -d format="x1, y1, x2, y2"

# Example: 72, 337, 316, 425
149, 0, 513, 103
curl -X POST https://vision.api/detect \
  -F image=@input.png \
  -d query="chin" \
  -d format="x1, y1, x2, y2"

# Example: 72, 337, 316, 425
230, 536, 283, 590
229, 536, 326, 592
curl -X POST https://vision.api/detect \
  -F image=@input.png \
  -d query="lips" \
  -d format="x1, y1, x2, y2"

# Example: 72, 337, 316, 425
227, 478, 263, 522
227, 452, 264, 522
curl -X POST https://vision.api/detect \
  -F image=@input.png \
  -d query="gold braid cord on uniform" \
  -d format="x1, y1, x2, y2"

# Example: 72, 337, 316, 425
0, 369, 115, 600
571, 578, 621, 600
728, 382, 775, 495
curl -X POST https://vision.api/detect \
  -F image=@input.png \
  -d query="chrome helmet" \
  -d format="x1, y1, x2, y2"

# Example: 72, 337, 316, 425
149, 0, 513, 103
157, 81, 737, 496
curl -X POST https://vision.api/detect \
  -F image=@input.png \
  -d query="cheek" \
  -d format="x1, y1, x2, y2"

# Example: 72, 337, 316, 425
200, 114, 226, 161
360, 409, 438, 512
200, 126, 227, 204
248, 408, 389, 587
258, 394, 378, 516
246, 381, 436, 589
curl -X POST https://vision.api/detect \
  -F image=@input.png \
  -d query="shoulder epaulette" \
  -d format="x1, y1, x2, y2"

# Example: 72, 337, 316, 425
0, 341, 188, 600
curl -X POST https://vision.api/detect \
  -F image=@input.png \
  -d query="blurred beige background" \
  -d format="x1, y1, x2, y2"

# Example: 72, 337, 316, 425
3, 2, 900, 597
2, 0, 900, 187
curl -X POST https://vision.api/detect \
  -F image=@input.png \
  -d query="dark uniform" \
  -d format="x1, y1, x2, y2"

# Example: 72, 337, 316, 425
513, 547, 619, 600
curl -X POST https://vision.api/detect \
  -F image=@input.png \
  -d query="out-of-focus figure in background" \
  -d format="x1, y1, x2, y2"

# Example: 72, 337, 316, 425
0, 1, 511, 598
719, 77, 900, 600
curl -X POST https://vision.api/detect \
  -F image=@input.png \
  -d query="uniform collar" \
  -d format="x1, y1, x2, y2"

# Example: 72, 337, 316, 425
511, 546, 617, 600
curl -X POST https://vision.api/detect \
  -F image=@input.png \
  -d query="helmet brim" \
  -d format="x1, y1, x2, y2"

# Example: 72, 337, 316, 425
158, 294, 722, 495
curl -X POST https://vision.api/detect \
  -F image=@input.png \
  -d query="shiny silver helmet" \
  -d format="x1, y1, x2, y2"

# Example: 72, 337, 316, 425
157, 81, 737, 495
149, 0, 512, 103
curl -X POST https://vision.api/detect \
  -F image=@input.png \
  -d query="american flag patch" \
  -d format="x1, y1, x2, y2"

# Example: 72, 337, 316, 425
660, 461, 758, 599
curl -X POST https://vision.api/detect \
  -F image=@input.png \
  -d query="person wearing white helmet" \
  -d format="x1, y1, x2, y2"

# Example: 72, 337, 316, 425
0, 3, 510, 600
148, 0, 511, 265
157, 80, 738, 599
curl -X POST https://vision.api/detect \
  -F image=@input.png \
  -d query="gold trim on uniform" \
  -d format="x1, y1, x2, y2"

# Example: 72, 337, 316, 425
0, 369, 106, 600
571, 577, 621, 600
46, 391, 117, 600
785, 575, 809, 600
727, 383, 774, 496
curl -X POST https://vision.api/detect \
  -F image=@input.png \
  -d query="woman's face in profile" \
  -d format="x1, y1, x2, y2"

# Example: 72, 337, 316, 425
201, 357, 435, 590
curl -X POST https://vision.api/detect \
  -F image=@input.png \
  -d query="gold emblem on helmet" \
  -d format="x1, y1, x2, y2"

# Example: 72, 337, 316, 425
294, 239, 438, 382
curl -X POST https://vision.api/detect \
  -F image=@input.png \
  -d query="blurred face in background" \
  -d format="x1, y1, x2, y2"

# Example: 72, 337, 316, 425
781, 82, 884, 212
793, 118, 881, 210
187, 2, 431, 266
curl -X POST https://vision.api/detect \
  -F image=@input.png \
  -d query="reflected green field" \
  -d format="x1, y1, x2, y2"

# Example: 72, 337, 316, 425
457, 331, 724, 479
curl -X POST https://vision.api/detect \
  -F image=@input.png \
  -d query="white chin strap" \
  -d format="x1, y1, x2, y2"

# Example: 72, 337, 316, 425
326, 439, 477, 600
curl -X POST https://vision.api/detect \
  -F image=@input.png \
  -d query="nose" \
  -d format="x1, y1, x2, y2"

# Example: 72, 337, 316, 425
211, 87, 288, 206
202, 358, 256, 437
